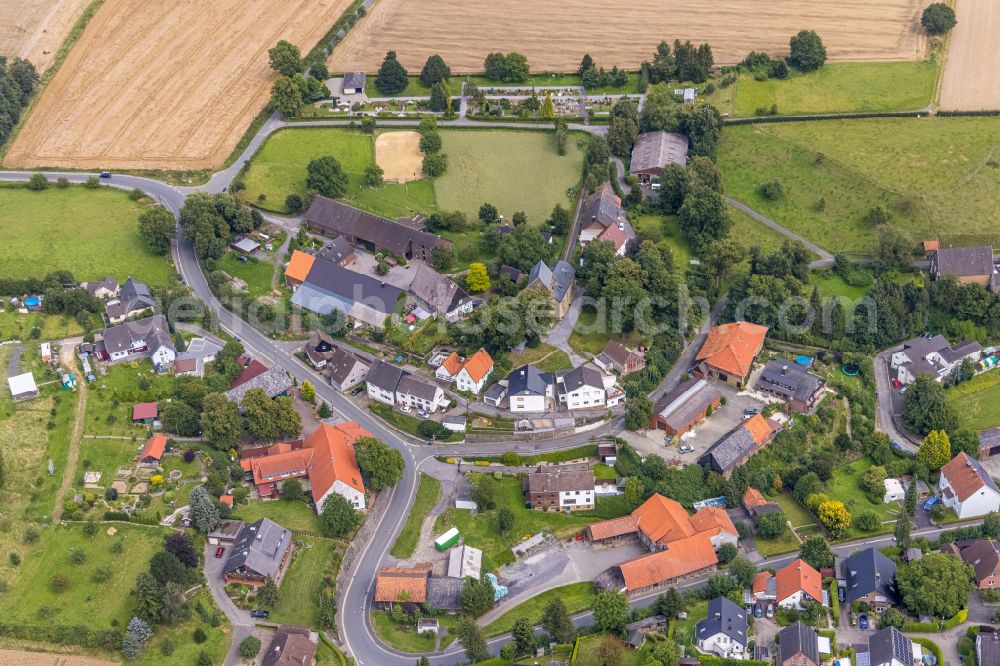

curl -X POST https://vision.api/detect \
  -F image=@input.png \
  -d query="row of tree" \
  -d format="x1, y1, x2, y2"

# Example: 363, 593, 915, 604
0, 56, 38, 148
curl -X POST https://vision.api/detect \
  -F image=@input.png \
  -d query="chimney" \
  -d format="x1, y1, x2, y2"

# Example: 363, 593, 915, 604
781, 365, 788, 376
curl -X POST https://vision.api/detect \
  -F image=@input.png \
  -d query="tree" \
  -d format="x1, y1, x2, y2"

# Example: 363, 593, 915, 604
904, 479, 918, 516
922, 3, 957, 34
239, 636, 261, 659
122, 617, 152, 660
355, 437, 404, 489
878, 607, 907, 630
625, 395, 652, 431
375, 51, 408, 95
592, 636, 625, 666
678, 188, 732, 252
540, 91, 556, 120
150, 550, 190, 585
950, 429, 982, 459
297, 381, 316, 404
856, 510, 880, 532
306, 156, 348, 199
511, 617, 535, 656
756, 510, 789, 539
200, 393, 243, 450
429, 82, 449, 112
165, 533, 198, 567
484, 52, 507, 80
547, 203, 571, 235
133, 572, 163, 622
497, 507, 515, 534
461, 575, 496, 616
161, 402, 200, 437
258, 576, 280, 607
281, 477, 305, 502
479, 202, 500, 225
420, 55, 451, 86
894, 513, 912, 550
873, 226, 914, 274
27, 172, 48, 191
317, 401, 332, 418
504, 52, 530, 82
607, 113, 638, 157
718, 542, 738, 563
137, 207, 176, 255
818, 500, 851, 537
467, 263, 490, 292
270, 76, 303, 116
577, 53, 595, 76
189, 486, 219, 533
862, 465, 887, 496
320, 493, 359, 538
458, 617, 489, 663
799, 536, 834, 569
624, 476, 646, 510
897, 552, 973, 618
788, 30, 827, 72
541, 596, 576, 644
983, 511, 1000, 539
917, 430, 952, 470
419, 131, 442, 154
864, 204, 891, 226
268, 40, 302, 76
903, 374, 959, 436
422, 152, 447, 177
593, 589, 629, 635
159, 582, 190, 625
730, 556, 757, 589
364, 163, 384, 188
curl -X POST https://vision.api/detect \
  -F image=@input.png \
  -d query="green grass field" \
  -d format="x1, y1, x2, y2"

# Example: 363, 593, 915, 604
0, 185, 172, 285
218, 253, 277, 298
828, 458, 901, 540
569, 306, 646, 356
948, 370, 1000, 432
773, 491, 816, 529
267, 537, 338, 626
482, 582, 595, 637
509, 343, 573, 373
808, 271, 869, 300
390, 473, 441, 558
733, 61, 937, 117
0, 310, 88, 342
86, 361, 177, 438
232, 498, 324, 534
755, 527, 801, 557
135, 590, 229, 666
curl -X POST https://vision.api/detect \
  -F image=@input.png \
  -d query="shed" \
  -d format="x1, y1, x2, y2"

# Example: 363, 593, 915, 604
342, 72, 366, 94
132, 402, 158, 423
232, 237, 260, 255
435, 527, 460, 551
208, 519, 246, 545
7, 372, 38, 401
417, 618, 439, 635
883, 478, 905, 503
442, 415, 467, 432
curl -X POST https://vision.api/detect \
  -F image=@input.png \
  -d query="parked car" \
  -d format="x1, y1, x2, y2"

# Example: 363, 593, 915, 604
859, 614, 869, 630
400, 404, 411, 413
743, 408, 760, 416
838, 586, 845, 602
753, 602, 762, 618
350, 385, 364, 396
214, 547, 225, 558
250, 610, 269, 619
678, 444, 693, 453
923, 495, 939, 512
766, 604, 774, 619
416, 411, 429, 419
99, 171, 111, 179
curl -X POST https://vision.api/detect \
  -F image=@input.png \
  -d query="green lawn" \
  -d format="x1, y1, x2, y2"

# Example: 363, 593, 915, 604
0, 185, 172, 285
733, 61, 937, 117
232, 499, 324, 534
729, 204, 793, 254
267, 537, 338, 626
85, 361, 177, 438
773, 491, 816, 529
0, 310, 89, 342
808, 271, 869, 300
509, 343, 573, 374
78, 437, 137, 483
371, 611, 462, 652
135, 590, 230, 666
390, 473, 441, 558
218, 252, 277, 298
948, 370, 1000, 432
755, 528, 801, 557
670, 600, 708, 648
482, 582, 595, 636
828, 458, 901, 540
575, 633, 656, 666
569, 305, 646, 356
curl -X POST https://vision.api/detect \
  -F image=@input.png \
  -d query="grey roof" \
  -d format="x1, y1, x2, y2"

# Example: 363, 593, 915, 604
499, 265, 524, 284
327, 347, 368, 386
232, 237, 260, 253
525, 468, 595, 494
756, 359, 826, 403
304, 256, 403, 312
262, 626, 315, 666
223, 518, 292, 579
558, 365, 604, 393
981, 427, 1000, 450
119, 277, 155, 314
396, 373, 440, 401
841, 547, 896, 605
778, 621, 819, 665
978, 630, 1000, 666
408, 261, 470, 315
696, 596, 748, 647
507, 364, 552, 397
939, 339, 982, 364
225, 367, 292, 404
85, 276, 119, 296
867, 627, 913, 666
342, 71, 366, 90
208, 519, 245, 541
102, 314, 173, 355
528, 260, 575, 303
654, 378, 721, 432
442, 415, 466, 426
306, 196, 450, 256
629, 131, 689, 173
933, 245, 995, 278
483, 382, 507, 401
317, 237, 356, 265
579, 183, 626, 229
366, 359, 405, 392
426, 576, 463, 612
701, 420, 768, 474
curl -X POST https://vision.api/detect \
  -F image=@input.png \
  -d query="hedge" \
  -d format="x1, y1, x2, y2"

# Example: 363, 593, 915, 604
697, 656, 770, 666
828, 580, 840, 624
319, 633, 347, 666
911, 637, 943, 666
0, 623, 122, 651
725, 111, 924, 126
903, 608, 967, 632
571, 636, 581, 662
937, 109, 1000, 117
104, 511, 130, 521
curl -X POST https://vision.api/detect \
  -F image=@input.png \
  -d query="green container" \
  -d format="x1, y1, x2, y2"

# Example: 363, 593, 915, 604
434, 527, 459, 551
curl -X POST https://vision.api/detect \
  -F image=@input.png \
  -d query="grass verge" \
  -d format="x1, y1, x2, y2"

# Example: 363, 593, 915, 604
390, 473, 441, 558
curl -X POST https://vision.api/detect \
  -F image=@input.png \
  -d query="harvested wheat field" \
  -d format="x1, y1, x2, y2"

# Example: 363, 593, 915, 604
0, 0, 91, 73
375, 131, 423, 183
0, 649, 118, 666
329, 0, 929, 74
5, 0, 352, 171
939, 0, 1000, 111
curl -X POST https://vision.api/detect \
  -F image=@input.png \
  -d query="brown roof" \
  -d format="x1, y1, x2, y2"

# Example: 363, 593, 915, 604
231, 359, 269, 388
375, 564, 432, 603
958, 539, 1000, 582
689, 505, 737, 538
306, 196, 451, 256
941, 452, 999, 502
696, 321, 768, 379
588, 515, 640, 541
743, 487, 768, 509
525, 468, 595, 494
601, 341, 635, 366
262, 626, 316, 666
633, 494, 696, 545
174, 357, 197, 373
616, 533, 716, 591
923, 239, 941, 252
776, 559, 822, 604
132, 402, 158, 420
139, 434, 167, 461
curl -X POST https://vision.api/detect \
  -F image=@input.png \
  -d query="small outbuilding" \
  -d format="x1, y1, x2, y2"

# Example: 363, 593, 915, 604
883, 478, 905, 503
342, 72, 366, 95
232, 237, 260, 255
132, 402, 158, 424
7, 372, 38, 401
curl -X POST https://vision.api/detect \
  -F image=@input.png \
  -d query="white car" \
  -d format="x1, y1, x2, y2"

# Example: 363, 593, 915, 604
678, 445, 693, 453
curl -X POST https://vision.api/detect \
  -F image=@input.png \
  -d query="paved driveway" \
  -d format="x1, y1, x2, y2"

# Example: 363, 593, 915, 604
350, 251, 417, 291
204, 543, 254, 666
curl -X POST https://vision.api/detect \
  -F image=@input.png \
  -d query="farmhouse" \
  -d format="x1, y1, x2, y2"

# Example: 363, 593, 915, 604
695, 596, 748, 660
262, 626, 317, 666
630, 131, 689, 183
408, 261, 475, 321
587, 493, 737, 550
700, 414, 779, 478
523, 467, 596, 511
594, 340, 645, 376
104, 277, 155, 324
342, 72, 366, 95
137, 433, 167, 466
596, 531, 717, 597
742, 487, 781, 518
98, 315, 175, 366
754, 360, 826, 413
577, 183, 634, 255
225, 367, 293, 406
435, 349, 494, 394
290, 253, 404, 329
305, 196, 451, 262
325, 347, 370, 392
506, 364, 554, 413
890, 333, 982, 385
527, 260, 576, 320
940, 539, 1000, 588
836, 547, 897, 611
694, 321, 768, 386
317, 237, 357, 267
7, 372, 38, 401
82, 276, 120, 300
223, 518, 293, 586
931, 245, 1000, 292
777, 621, 820, 666
240, 421, 369, 511
939, 452, 1000, 519
649, 378, 721, 435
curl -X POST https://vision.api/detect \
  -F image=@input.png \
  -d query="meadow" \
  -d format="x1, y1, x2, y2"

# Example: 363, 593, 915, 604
266, 537, 339, 626
0, 185, 172, 285
948, 370, 1000, 432
390, 473, 441, 558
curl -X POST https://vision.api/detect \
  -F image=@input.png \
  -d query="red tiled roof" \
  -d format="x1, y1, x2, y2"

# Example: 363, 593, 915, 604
753, 571, 774, 595
139, 434, 166, 461
617, 533, 717, 591
132, 402, 158, 420
633, 494, 696, 546
587, 515, 640, 541
440, 352, 463, 376
744, 414, 777, 445
285, 250, 315, 283
776, 559, 822, 604
461, 349, 494, 383
696, 321, 768, 378
941, 451, 994, 502
743, 487, 768, 509
689, 505, 737, 538
231, 360, 269, 389
375, 564, 432, 603
219, 495, 233, 506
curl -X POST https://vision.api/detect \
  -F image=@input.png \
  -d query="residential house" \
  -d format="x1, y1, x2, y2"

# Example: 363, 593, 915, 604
507, 364, 555, 413
342, 72, 366, 95
305, 196, 451, 262
742, 487, 781, 518
303, 330, 336, 368
595, 341, 645, 376
396, 374, 446, 413
939, 452, 1000, 519
755, 360, 827, 413
435, 349, 494, 394
630, 131, 689, 183
890, 334, 982, 385
837, 548, 897, 611
587, 493, 737, 551
231, 358, 269, 388
700, 414, 779, 478
223, 518, 294, 586
577, 183, 634, 255
325, 347, 369, 392
104, 277, 155, 324
650, 378, 722, 435
290, 252, 403, 329
981, 427, 1000, 459
82, 276, 120, 300
225, 366, 293, 407
777, 621, 820, 666
408, 261, 475, 321
284, 250, 316, 290
940, 539, 1000, 588
555, 365, 606, 410
978, 629, 1000, 666
317, 237, 357, 267
262, 626, 317, 666
596, 531, 717, 597
761, 559, 822, 610
98, 315, 175, 366
7, 372, 38, 401
523, 467, 596, 511
240, 421, 369, 511
137, 434, 167, 466
694, 322, 768, 386
527, 260, 576, 320
132, 402, 158, 424
695, 596, 748, 659
375, 564, 431, 609
366, 360, 405, 405
931, 245, 1000, 292
858, 626, 918, 666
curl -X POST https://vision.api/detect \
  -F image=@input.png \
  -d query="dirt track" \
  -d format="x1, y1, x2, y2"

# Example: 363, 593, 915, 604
939, 0, 1000, 111
329, 0, 929, 74
5, 0, 352, 171
0, 0, 91, 73
375, 131, 422, 183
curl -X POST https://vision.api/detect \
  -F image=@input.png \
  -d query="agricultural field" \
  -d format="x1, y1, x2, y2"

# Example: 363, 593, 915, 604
5, 0, 354, 170
0, 185, 172, 285
328, 0, 928, 73
0, 0, 92, 73
948, 370, 1000, 432
940, 0, 1000, 111
733, 61, 937, 117
718, 116, 1000, 254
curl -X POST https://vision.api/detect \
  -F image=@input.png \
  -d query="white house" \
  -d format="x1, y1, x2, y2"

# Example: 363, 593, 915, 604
883, 478, 905, 503
99, 315, 175, 366
435, 349, 494, 395
775, 559, 823, 610
396, 374, 446, 413
695, 597, 748, 659
890, 334, 982, 385
506, 364, 553, 413
523, 468, 595, 511
366, 359, 404, 406
939, 452, 1000, 519
556, 365, 606, 410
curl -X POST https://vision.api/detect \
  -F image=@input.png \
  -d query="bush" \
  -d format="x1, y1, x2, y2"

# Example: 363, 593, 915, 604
921, 3, 957, 35
27, 173, 48, 191
9, 552, 20, 566
239, 636, 261, 658
193, 627, 207, 643
285, 193, 304, 213
758, 179, 785, 200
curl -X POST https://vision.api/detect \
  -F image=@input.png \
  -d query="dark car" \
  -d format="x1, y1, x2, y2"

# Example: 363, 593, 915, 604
743, 407, 760, 415
350, 385, 364, 396
838, 586, 845, 602
99, 171, 111, 179
249, 609, 270, 619
214, 546, 225, 558
923, 496, 939, 512
859, 614, 869, 630
753, 602, 762, 618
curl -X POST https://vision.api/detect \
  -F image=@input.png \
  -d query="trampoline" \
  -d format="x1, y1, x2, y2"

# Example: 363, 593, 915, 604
842, 365, 860, 376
